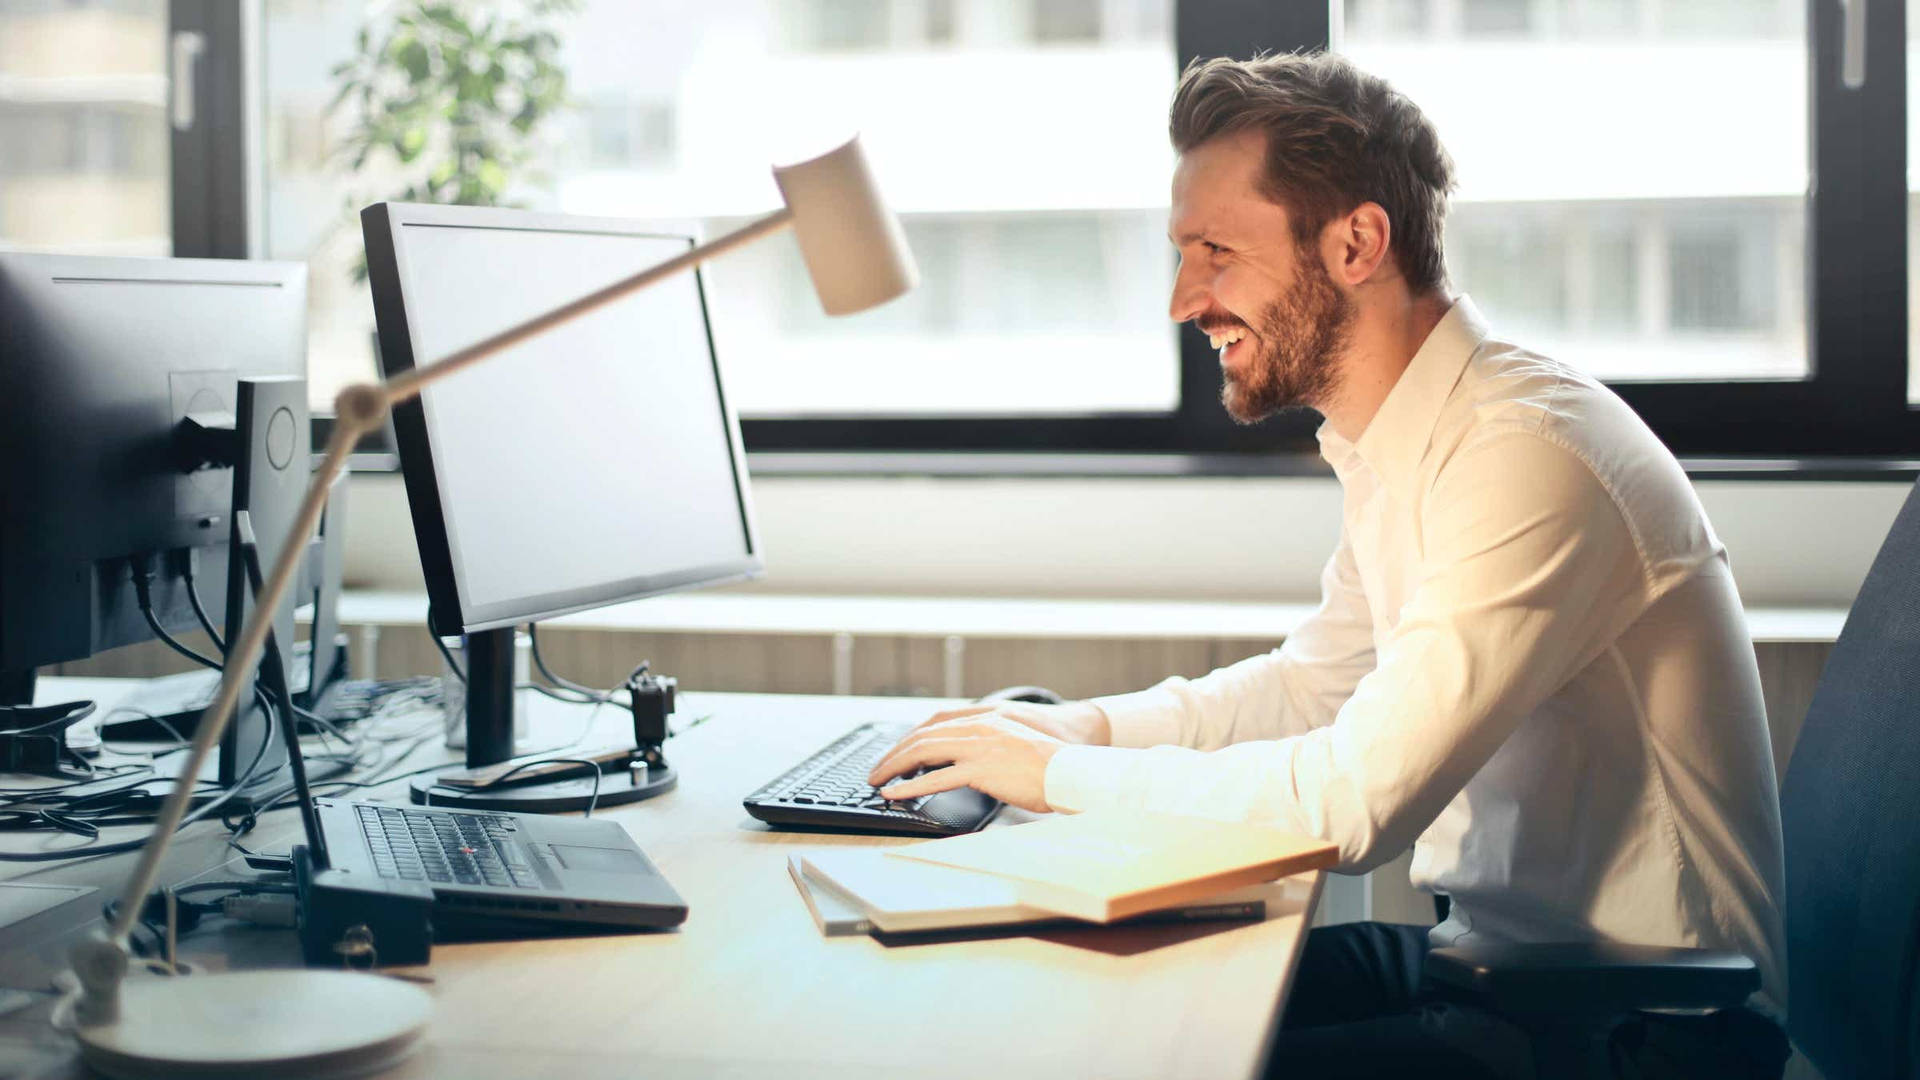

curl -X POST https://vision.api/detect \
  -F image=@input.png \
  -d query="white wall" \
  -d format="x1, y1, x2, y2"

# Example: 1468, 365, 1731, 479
343, 471, 1911, 608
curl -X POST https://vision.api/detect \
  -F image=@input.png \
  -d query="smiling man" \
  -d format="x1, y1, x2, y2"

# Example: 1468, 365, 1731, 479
870, 52, 1789, 1079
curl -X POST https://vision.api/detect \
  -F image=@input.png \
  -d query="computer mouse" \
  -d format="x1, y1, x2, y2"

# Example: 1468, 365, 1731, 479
975, 685, 1063, 706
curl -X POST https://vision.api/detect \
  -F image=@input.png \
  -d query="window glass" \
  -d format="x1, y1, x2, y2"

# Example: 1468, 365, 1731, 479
1342, 0, 1808, 383
264, 0, 1178, 417
0, 0, 170, 254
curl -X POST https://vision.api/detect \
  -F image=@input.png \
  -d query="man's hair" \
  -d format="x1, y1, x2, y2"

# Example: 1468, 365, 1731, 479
1169, 52, 1456, 294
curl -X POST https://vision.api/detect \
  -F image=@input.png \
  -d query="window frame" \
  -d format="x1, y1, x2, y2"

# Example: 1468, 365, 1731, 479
169, 0, 254, 259
206, 0, 1916, 463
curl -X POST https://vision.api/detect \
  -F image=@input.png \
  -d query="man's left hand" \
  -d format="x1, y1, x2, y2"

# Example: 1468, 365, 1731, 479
867, 716, 1067, 813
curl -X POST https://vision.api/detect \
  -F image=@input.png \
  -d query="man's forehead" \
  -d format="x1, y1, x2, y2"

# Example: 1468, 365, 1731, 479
1174, 130, 1268, 194
1170, 131, 1284, 239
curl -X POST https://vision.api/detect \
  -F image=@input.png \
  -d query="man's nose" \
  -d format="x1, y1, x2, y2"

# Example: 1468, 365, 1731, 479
1169, 259, 1209, 324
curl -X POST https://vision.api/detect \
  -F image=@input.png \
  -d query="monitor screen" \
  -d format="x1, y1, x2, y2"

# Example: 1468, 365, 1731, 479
365, 204, 762, 634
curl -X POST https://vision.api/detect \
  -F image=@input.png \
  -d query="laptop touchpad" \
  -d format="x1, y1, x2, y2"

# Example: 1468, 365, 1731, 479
549, 845, 650, 874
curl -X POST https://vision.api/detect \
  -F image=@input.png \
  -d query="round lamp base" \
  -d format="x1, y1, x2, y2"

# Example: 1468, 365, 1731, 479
75, 969, 431, 1080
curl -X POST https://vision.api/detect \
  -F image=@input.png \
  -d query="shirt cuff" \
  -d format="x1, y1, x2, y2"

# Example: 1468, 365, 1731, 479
1090, 681, 1187, 749
1044, 745, 1142, 815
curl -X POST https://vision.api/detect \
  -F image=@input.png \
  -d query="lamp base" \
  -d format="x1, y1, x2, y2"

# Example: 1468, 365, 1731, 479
74, 969, 431, 1080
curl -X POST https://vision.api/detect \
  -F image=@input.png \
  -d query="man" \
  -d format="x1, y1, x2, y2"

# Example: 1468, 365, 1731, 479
869, 52, 1789, 1079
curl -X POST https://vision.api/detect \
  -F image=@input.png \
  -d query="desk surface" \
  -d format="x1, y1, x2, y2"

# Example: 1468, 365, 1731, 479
2, 682, 1321, 1080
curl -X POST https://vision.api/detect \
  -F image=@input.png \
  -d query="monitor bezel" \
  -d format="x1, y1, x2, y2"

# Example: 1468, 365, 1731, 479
362, 202, 765, 637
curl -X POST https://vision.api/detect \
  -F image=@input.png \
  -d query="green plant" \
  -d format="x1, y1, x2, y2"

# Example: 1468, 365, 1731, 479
329, 0, 579, 276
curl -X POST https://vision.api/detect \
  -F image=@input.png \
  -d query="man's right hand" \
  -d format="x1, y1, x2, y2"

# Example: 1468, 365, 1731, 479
904, 699, 1113, 748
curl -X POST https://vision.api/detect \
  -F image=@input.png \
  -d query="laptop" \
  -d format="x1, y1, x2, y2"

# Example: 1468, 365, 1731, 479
307, 796, 686, 935
239, 518, 686, 938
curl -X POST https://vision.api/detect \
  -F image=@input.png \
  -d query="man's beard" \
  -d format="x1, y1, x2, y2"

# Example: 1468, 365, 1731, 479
1218, 252, 1356, 425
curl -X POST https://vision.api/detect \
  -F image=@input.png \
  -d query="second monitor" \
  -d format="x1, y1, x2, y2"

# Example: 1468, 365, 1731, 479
362, 202, 764, 810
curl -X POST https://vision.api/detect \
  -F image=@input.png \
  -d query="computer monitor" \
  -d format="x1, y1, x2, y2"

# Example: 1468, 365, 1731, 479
362, 202, 763, 808
0, 252, 308, 790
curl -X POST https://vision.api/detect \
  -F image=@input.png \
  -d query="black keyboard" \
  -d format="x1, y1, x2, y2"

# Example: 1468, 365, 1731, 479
743, 723, 1001, 837
356, 804, 541, 888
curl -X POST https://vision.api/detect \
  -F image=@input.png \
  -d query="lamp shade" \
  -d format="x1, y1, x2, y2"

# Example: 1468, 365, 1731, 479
772, 135, 919, 317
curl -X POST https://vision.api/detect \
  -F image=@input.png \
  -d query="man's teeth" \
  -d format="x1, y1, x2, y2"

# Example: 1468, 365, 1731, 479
1208, 328, 1249, 350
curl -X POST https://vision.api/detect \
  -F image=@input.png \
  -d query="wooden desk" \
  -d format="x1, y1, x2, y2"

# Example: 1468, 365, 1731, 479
1, 683, 1322, 1080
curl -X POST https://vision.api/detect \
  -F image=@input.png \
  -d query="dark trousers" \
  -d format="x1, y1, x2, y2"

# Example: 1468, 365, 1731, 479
1264, 922, 1790, 1080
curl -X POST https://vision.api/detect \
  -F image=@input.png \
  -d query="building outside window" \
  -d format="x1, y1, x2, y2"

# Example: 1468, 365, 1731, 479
0, 0, 170, 255
263, 0, 1179, 417
1342, 0, 1807, 384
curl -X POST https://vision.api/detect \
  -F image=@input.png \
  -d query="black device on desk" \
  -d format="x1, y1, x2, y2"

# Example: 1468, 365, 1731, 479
364, 202, 767, 811
744, 722, 1002, 836
741, 686, 1058, 836
221, 520, 686, 966
0, 253, 309, 793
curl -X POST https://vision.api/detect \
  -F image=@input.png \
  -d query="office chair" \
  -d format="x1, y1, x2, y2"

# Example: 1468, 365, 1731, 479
1423, 478, 1920, 1080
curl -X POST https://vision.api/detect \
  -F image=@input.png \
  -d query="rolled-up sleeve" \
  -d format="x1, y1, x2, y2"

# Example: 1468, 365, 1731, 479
1047, 433, 1648, 873
1094, 525, 1378, 751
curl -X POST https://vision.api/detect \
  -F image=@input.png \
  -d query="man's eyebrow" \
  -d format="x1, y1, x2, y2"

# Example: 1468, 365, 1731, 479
1169, 228, 1206, 246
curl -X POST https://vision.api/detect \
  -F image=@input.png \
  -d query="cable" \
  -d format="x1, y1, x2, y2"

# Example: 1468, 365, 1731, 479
105, 878, 297, 958
98, 705, 190, 748
131, 559, 222, 673
183, 555, 226, 652
527, 623, 600, 698
292, 701, 361, 753
0, 699, 97, 736
427, 611, 467, 685
0, 688, 280, 863
528, 623, 645, 706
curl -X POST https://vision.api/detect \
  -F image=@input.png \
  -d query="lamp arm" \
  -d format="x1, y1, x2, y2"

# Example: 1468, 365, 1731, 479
106, 423, 359, 942
65, 416, 362, 1026
69, 203, 798, 1025
384, 207, 795, 404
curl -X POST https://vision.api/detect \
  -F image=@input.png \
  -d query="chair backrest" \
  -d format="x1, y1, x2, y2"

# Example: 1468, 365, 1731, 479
1782, 479, 1920, 1080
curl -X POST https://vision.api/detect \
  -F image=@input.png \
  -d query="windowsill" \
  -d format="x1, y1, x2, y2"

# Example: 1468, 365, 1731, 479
337, 449, 1920, 481
336, 589, 1850, 645
739, 452, 1920, 481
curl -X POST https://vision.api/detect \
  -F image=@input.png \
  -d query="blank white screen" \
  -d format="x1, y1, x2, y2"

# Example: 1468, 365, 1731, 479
396, 222, 752, 626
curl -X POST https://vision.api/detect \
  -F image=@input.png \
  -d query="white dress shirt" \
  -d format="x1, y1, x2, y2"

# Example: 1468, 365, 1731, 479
1045, 297, 1787, 1011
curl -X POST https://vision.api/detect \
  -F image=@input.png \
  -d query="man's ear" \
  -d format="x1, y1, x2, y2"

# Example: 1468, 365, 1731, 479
1331, 202, 1393, 286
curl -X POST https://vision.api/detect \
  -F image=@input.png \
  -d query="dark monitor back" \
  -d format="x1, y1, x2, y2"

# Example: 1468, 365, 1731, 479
0, 253, 307, 682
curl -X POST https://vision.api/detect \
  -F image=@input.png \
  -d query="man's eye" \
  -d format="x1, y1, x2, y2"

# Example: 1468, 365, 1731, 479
1204, 241, 1227, 255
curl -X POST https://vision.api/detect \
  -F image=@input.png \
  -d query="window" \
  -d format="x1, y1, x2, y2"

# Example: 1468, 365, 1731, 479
147, 2, 1920, 458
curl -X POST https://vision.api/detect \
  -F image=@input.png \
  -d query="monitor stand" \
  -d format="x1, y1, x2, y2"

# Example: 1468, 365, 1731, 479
2, 667, 33, 707
406, 627, 677, 813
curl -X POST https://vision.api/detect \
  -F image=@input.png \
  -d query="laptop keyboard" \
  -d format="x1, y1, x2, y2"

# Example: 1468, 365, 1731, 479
357, 804, 539, 888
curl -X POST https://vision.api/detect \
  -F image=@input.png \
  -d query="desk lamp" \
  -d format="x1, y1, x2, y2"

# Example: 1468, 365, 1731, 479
59, 135, 916, 1079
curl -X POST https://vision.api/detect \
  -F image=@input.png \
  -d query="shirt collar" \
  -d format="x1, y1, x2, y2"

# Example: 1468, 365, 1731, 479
1317, 295, 1489, 488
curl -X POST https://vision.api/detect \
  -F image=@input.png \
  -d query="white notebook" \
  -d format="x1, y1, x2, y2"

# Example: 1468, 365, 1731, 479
786, 855, 874, 937
798, 848, 1267, 936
